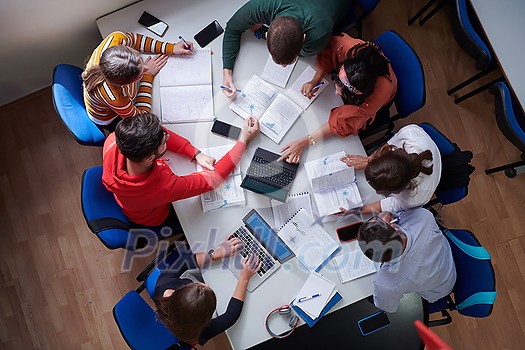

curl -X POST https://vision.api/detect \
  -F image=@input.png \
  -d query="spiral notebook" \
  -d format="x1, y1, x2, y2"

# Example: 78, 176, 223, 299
270, 192, 313, 229
276, 208, 340, 272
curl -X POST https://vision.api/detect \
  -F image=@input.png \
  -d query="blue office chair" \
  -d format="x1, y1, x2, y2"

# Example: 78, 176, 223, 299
360, 30, 426, 149
113, 290, 190, 350
485, 82, 525, 178
81, 166, 180, 250
447, 0, 504, 104
428, 228, 496, 326
338, 0, 381, 38
419, 122, 474, 207
52, 64, 106, 146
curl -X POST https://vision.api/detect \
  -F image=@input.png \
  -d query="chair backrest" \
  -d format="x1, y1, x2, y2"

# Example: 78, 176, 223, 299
419, 122, 474, 205
490, 82, 525, 154
114, 290, 184, 350
451, 0, 493, 70
374, 30, 426, 120
81, 166, 132, 249
443, 229, 496, 318
52, 64, 106, 146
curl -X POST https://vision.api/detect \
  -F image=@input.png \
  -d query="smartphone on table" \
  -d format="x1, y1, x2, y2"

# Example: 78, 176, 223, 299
358, 311, 390, 336
336, 222, 363, 242
211, 119, 242, 140
194, 20, 224, 48
138, 11, 168, 37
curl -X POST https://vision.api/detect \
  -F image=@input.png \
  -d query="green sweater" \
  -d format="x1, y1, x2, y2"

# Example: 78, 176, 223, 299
222, 0, 352, 70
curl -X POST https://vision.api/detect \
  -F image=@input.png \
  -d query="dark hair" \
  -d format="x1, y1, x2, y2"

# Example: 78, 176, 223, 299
365, 144, 433, 196
115, 113, 165, 163
358, 217, 404, 263
267, 16, 303, 65
155, 283, 217, 345
82, 46, 142, 93
331, 42, 390, 106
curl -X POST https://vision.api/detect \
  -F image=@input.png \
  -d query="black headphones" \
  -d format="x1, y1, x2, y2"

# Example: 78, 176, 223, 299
265, 305, 300, 339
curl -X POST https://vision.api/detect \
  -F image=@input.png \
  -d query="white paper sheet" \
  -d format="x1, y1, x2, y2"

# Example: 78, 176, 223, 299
229, 75, 277, 119
158, 48, 212, 86
293, 272, 336, 319
259, 93, 303, 143
286, 66, 329, 110
333, 250, 377, 283
261, 55, 297, 88
160, 85, 214, 123
271, 192, 313, 230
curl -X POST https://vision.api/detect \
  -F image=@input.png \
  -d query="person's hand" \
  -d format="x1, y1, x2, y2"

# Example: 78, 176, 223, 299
340, 154, 370, 170
172, 40, 194, 55
214, 236, 244, 260
335, 206, 362, 217
143, 54, 169, 76
196, 152, 216, 171
222, 69, 237, 98
278, 137, 309, 163
239, 255, 261, 281
301, 79, 322, 99
238, 116, 259, 145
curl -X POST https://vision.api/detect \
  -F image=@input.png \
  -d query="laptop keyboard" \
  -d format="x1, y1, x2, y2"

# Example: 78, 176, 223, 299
230, 226, 276, 277
247, 156, 295, 188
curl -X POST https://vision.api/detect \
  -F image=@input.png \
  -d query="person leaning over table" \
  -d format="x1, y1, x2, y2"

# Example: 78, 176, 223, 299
278, 33, 397, 163
340, 124, 441, 215
221, 0, 352, 98
82, 31, 194, 131
102, 112, 260, 234
357, 209, 456, 313
154, 241, 261, 347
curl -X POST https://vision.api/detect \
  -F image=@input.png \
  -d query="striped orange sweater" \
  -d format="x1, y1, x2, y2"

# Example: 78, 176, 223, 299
83, 31, 175, 123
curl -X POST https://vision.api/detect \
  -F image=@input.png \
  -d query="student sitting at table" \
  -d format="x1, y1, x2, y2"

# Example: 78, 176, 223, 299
82, 31, 193, 131
357, 208, 456, 313
102, 113, 259, 234
339, 124, 441, 215
278, 33, 397, 163
221, 0, 352, 98
154, 241, 261, 347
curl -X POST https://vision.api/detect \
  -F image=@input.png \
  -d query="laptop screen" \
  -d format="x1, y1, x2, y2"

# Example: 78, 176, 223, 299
243, 210, 294, 263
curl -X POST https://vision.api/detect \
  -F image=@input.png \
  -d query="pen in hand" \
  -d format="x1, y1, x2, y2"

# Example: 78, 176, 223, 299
178, 35, 192, 51
220, 85, 242, 93
297, 293, 322, 303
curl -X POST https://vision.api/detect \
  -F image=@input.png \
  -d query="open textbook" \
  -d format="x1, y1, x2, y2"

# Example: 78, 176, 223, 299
304, 151, 363, 217
229, 68, 328, 144
276, 208, 340, 272
270, 192, 313, 230
333, 250, 377, 283
196, 145, 245, 213
158, 48, 214, 123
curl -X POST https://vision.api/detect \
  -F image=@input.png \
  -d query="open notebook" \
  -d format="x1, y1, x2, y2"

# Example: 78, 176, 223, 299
196, 144, 245, 213
158, 48, 214, 123
229, 67, 328, 143
304, 151, 363, 217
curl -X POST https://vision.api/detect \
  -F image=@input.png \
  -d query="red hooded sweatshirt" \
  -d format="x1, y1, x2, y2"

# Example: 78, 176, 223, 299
102, 130, 246, 226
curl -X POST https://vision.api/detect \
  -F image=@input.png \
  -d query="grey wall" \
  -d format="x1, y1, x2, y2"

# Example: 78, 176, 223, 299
0, 0, 138, 106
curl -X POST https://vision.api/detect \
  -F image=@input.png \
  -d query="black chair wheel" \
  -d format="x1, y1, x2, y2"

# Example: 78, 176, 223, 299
505, 168, 517, 178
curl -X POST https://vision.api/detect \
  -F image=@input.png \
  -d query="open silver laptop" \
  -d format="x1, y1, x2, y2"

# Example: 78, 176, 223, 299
222, 209, 294, 292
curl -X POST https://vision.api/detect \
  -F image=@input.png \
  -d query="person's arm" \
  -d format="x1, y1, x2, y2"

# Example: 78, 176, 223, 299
124, 32, 193, 56
373, 282, 403, 313
198, 255, 260, 345
278, 122, 332, 163
162, 117, 259, 201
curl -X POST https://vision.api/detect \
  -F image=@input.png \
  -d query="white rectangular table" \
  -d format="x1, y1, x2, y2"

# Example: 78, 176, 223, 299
469, 0, 525, 112
98, 1, 383, 348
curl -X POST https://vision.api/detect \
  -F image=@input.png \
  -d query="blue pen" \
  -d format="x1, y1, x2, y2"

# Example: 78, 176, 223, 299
297, 293, 322, 303
178, 35, 192, 51
314, 81, 326, 88
220, 85, 242, 93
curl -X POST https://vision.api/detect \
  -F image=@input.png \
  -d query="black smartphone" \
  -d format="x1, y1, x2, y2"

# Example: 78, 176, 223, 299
138, 11, 168, 37
358, 311, 390, 336
211, 119, 242, 140
194, 20, 224, 48
336, 222, 363, 242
